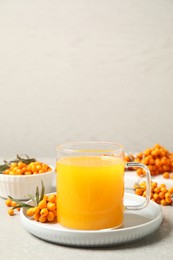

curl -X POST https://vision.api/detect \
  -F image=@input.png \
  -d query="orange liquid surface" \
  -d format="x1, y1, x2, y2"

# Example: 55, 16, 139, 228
56, 156, 124, 230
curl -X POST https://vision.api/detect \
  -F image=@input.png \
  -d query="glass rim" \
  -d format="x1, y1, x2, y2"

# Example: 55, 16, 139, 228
56, 141, 124, 153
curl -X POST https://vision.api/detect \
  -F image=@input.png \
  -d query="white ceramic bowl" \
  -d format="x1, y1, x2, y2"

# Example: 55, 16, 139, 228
0, 166, 55, 200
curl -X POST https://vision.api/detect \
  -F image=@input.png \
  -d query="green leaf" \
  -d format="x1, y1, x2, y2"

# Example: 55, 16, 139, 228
35, 186, 39, 205
12, 204, 33, 210
0, 196, 8, 200
26, 194, 37, 206
1, 181, 46, 211
39, 180, 45, 203
0, 155, 37, 175
8, 196, 34, 209
0, 164, 10, 174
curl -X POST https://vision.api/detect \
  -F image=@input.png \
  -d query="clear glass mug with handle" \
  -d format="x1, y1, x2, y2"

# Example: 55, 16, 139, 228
56, 142, 151, 230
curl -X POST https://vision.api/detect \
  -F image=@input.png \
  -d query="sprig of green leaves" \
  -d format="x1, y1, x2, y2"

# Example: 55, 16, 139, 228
8, 196, 33, 210
0, 181, 45, 210
0, 154, 36, 174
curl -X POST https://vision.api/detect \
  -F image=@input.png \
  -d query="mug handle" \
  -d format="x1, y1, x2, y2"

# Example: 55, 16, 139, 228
125, 162, 151, 210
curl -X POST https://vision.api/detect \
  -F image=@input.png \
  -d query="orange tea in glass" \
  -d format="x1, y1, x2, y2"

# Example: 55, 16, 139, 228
56, 142, 151, 230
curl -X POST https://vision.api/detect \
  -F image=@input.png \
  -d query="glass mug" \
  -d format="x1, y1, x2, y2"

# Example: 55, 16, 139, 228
56, 142, 151, 230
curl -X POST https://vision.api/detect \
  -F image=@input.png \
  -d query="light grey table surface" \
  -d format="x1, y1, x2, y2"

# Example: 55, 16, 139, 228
0, 158, 173, 260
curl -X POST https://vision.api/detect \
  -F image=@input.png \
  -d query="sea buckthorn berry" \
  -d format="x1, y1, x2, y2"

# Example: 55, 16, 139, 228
165, 197, 172, 205
165, 192, 171, 199
160, 199, 167, 206
11, 201, 17, 207
154, 144, 161, 149
35, 161, 41, 165
34, 213, 40, 221
42, 164, 48, 171
3, 169, 10, 175
38, 200, 47, 210
47, 202, 56, 212
48, 194, 56, 203
29, 162, 34, 167
43, 195, 49, 201
159, 192, 165, 199
124, 156, 131, 162
154, 187, 161, 194
149, 158, 155, 165
36, 165, 41, 171
47, 211, 55, 222
162, 165, 170, 172
151, 182, 157, 189
151, 149, 157, 157
135, 188, 143, 196
134, 158, 140, 163
5, 199, 12, 207
21, 167, 27, 174
139, 181, 146, 189
39, 215, 47, 223
8, 209, 14, 216
142, 191, 147, 197
18, 161, 26, 168
12, 166, 18, 171
25, 171, 32, 175
168, 187, 173, 194
137, 153, 143, 159
33, 206, 40, 214
136, 168, 144, 176
31, 165, 37, 173
153, 193, 159, 200
10, 163, 17, 168
159, 183, 166, 188
26, 208, 34, 217
156, 197, 161, 204
52, 209, 57, 217
160, 187, 167, 194
144, 148, 151, 156
16, 169, 22, 175
40, 208, 49, 217
155, 158, 161, 167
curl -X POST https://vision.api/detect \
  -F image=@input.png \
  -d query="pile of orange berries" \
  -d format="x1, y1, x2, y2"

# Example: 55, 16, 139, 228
5, 193, 57, 222
5, 198, 20, 216
3, 161, 52, 175
125, 144, 173, 178
26, 194, 57, 223
134, 181, 173, 206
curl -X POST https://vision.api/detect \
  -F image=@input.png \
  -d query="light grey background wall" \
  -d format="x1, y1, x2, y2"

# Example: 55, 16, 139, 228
0, 0, 173, 158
